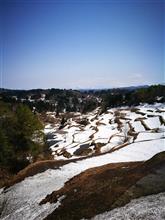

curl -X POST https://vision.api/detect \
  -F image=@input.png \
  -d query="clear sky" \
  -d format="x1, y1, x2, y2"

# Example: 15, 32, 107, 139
1, 0, 164, 89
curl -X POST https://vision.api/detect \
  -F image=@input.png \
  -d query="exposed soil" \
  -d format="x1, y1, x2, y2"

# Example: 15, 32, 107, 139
159, 115, 165, 125
3, 160, 73, 189
0, 168, 13, 189
3, 139, 133, 189
41, 151, 165, 220
74, 144, 93, 156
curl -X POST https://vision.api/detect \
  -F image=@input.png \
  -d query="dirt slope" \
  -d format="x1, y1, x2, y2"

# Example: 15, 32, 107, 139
41, 151, 165, 220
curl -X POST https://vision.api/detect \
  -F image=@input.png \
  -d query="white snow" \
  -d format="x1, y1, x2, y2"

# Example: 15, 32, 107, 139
132, 121, 146, 132
144, 116, 163, 130
135, 132, 164, 142
109, 136, 124, 145
94, 124, 118, 140
74, 129, 94, 143
89, 192, 165, 220
1, 138, 164, 220
0, 180, 65, 220
98, 113, 113, 124
44, 104, 165, 160
1, 104, 164, 219
95, 138, 109, 144
100, 143, 116, 153
44, 126, 56, 134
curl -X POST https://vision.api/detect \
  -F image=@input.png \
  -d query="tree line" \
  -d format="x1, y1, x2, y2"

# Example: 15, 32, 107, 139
0, 84, 164, 175
0, 102, 45, 173
101, 85, 165, 112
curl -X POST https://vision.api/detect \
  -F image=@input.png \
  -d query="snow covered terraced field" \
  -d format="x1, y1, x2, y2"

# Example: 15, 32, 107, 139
45, 103, 165, 160
0, 104, 165, 220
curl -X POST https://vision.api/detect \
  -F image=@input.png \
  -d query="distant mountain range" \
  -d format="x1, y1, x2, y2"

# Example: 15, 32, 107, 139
79, 85, 149, 92
0, 84, 149, 93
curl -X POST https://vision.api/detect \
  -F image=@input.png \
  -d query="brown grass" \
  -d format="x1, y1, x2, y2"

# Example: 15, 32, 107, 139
155, 109, 165, 113
140, 120, 151, 131
96, 121, 106, 126
3, 139, 130, 189
130, 107, 140, 112
114, 117, 123, 131
134, 117, 147, 121
136, 111, 146, 116
41, 152, 165, 220
41, 162, 143, 220
159, 115, 165, 125
0, 168, 13, 188
3, 160, 72, 189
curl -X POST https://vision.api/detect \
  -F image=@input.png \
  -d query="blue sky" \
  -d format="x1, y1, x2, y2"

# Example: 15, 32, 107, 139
1, 0, 164, 89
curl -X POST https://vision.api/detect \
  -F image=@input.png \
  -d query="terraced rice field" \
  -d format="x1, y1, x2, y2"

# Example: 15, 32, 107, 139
0, 103, 164, 220
45, 103, 165, 159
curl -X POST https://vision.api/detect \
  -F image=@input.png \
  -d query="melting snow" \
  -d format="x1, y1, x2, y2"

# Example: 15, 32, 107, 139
0, 138, 164, 220
90, 192, 165, 220
0, 104, 164, 219
45, 104, 164, 159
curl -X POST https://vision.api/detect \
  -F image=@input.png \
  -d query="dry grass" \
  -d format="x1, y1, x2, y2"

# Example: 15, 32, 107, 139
41, 161, 143, 220
155, 109, 165, 113
0, 168, 13, 188
3, 160, 73, 189
130, 107, 140, 112
134, 117, 147, 121
3, 140, 131, 189
96, 121, 106, 126
41, 152, 165, 220
136, 111, 146, 116
114, 117, 123, 131
140, 120, 151, 131
159, 115, 165, 125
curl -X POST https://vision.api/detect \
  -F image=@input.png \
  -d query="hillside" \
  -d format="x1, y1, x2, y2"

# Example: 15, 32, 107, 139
44, 103, 165, 160
2, 0, 164, 218
0, 103, 165, 220
42, 151, 165, 220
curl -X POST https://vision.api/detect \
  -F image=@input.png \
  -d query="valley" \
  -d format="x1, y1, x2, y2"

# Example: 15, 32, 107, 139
0, 103, 164, 220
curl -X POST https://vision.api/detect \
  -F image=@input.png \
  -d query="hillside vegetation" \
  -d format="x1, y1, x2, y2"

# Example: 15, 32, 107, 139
0, 85, 164, 220
1, 85, 164, 113
0, 102, 45, 174
42, 152, 165, 220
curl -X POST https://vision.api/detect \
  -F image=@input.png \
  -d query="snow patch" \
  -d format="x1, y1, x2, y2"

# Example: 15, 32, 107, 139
89, 192, 165, 220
